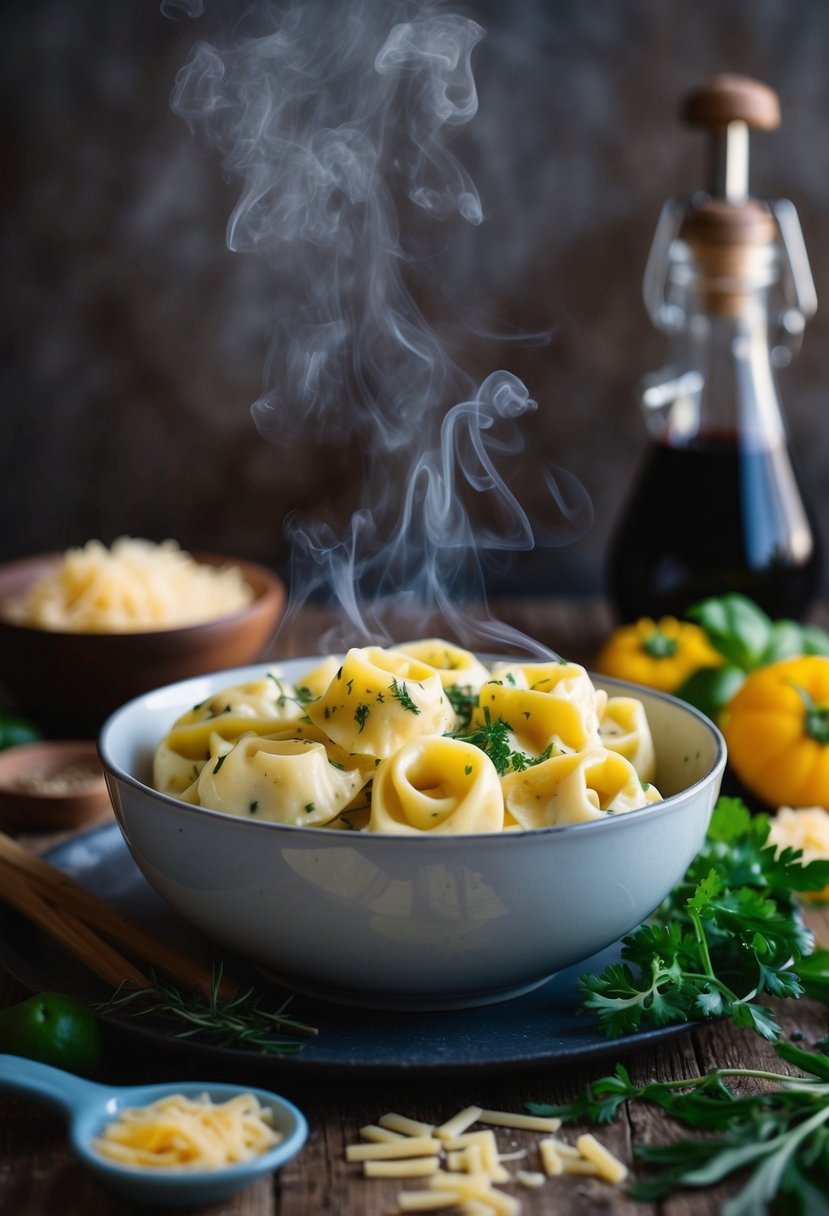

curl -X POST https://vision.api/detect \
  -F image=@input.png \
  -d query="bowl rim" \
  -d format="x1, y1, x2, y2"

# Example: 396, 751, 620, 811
98, 659, 727, 845
0, 550, 285, 639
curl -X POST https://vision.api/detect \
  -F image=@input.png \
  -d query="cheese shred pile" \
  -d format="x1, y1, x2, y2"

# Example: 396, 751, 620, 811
3, 537, 254, 633
346, 1104, 628, 1213
770, 805, 829, 901
92, 1092, 280, 1171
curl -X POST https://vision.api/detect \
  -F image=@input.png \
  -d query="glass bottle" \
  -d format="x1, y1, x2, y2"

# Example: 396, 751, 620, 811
608, 75, 821, 622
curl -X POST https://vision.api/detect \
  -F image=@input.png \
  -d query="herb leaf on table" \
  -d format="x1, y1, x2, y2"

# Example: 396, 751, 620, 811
578, 797, 829, 1041
528, 1044, 829, 1214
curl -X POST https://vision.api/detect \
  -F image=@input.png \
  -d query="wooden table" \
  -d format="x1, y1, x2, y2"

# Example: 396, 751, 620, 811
1, 597, 827, 1215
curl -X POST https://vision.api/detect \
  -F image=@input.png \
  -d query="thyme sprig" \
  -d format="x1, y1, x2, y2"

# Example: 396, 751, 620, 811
96, 964, 318, 1056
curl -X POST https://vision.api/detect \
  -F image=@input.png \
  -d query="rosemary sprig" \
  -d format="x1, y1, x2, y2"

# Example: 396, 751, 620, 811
96, 964, 318, 1056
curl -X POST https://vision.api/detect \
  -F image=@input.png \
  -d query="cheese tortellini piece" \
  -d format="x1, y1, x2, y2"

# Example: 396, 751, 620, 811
153, 671, 310, 795
306, 646, 455, 758
477, 661, 606, 756
369, 736, 504, 835
392, 639, 491, 692
184, 732, 371, 826
502, 747, 661, 829
153, 641, 664, 834
599, 695, 657, 785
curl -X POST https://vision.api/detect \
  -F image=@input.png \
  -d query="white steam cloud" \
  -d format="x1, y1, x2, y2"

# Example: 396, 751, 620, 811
170, 0, 592, 654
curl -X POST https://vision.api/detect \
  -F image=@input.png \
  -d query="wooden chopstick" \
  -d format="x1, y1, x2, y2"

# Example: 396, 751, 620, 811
0, 830, 237, 998
1, 863, 149, 990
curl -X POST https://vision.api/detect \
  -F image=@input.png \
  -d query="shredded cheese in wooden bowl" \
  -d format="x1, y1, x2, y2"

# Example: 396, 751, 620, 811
2, 537, 254, 633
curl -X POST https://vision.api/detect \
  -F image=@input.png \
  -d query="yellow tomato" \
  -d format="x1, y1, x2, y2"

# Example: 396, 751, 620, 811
595, 617, 722, 693
722, 655, 829, 809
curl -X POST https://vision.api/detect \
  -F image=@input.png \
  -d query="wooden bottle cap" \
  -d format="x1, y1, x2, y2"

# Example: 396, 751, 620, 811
680, 199, 775, 247
680, 199, 776, 315
682, 74, 780, 132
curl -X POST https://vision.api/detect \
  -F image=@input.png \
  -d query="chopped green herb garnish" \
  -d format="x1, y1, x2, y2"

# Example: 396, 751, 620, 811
213, 754, 227, 774
444, 684, 477, 729
390, 678, 420, 714
450, 711, 553, 776
354, 704, 370, 732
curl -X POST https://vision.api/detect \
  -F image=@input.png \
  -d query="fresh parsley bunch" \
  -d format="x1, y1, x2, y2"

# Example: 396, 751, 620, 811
579, 797, 829, 1041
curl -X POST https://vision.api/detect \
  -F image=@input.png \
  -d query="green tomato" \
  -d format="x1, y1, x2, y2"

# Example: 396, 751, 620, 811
0, 992, 101, 1075
0, 712, 43, 750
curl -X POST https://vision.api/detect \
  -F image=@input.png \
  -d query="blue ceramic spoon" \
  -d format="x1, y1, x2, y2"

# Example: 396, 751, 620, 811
0, 1054, 308, 1207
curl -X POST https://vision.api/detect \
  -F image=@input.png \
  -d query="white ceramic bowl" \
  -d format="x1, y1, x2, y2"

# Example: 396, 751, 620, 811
99, 660, 726, 1010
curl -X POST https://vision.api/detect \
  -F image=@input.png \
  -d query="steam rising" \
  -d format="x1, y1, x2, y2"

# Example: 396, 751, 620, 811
171, 0, 591, 653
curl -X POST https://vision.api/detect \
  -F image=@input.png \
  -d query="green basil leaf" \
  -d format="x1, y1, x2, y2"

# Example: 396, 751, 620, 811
674, 665, 745, 719
686, 594, 773, 670
800, 624, 829, 656
761, 619, 807, 664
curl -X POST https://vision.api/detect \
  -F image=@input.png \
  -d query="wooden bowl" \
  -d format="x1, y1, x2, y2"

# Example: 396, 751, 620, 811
0, 552, 286, 737
0, 740, 112, 830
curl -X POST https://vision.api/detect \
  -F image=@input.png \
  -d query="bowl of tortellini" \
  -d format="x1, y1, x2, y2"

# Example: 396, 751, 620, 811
99, 640, 726, 1009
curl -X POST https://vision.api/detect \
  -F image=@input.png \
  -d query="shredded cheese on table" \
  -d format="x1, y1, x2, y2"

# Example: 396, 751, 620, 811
4, 537, 254, 633
92, 1092, 280, 1170
347, 1103, 630, 1213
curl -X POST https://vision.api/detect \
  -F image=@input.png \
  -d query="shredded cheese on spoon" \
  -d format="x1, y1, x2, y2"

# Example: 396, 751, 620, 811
92, 1092, 280, 1170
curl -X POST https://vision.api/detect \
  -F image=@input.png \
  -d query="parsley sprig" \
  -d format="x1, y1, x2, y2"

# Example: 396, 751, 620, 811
528, 1042, 829, 1213
578, 797, 829, 1041
450, 708, 553, 776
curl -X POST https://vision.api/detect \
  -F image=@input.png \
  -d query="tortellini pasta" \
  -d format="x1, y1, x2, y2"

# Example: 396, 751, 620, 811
369, 737, 504, 835
186, 734, 371, 826
501, 747, 661, 829
599, 696, 657, 785
153, 671, 309, 794
153, 641, 664, 834
392, 639, 492, 692
306, 646, 455, 758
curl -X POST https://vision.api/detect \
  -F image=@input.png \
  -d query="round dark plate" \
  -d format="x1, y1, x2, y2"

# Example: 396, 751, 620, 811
0, 825, 693, 1079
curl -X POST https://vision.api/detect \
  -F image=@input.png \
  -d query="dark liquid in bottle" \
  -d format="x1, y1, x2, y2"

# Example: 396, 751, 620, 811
608, 434, 821, 621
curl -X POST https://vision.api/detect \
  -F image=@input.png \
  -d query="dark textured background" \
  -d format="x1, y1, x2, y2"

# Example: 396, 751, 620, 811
2, 0, 828, 603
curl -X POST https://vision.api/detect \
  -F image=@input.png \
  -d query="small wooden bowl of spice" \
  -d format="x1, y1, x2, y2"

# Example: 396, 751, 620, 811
0, 740, 112, 831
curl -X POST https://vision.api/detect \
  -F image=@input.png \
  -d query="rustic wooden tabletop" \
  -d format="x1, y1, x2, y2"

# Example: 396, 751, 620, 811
1, 597, 827, 1215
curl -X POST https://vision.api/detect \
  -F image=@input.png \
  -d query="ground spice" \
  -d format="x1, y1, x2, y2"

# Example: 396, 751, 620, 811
13, 759, 104, 796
